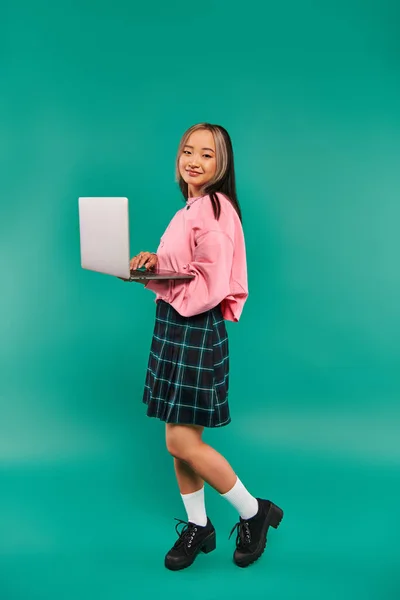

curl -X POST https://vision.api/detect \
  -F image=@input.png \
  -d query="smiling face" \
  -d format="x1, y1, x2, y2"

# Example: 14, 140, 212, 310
178, 129, 217, 197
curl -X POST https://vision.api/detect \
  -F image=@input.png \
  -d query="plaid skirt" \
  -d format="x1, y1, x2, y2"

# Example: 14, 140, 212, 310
142, 300, 230, 428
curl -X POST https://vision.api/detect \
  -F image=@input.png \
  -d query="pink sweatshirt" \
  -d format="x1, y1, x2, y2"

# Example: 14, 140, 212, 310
145, 192, 248, 322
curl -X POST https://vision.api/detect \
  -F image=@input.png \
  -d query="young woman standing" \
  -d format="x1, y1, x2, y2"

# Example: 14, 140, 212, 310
129, 123, 283, 571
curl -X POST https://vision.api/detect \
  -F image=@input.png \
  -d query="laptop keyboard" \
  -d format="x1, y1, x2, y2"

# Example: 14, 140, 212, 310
130, 268, 150, 277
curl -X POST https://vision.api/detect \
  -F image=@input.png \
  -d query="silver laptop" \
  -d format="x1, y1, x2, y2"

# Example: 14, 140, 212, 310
78, 197, 195, 281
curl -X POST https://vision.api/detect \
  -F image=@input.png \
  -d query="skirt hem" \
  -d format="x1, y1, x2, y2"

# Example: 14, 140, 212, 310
144, 409, 231, 429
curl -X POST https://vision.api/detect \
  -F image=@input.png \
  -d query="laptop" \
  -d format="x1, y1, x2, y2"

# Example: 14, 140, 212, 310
78, 197, 195, 281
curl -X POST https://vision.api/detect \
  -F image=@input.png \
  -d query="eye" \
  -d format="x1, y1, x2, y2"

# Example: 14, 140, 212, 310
204, 154, 212, 158
183, 150, 191, 155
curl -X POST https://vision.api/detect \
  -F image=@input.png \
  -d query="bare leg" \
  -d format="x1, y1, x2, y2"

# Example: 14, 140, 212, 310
172, 425, 204, 494
166, 424, 237, 494
174, 457, 204, 494
186, 443, 237, 494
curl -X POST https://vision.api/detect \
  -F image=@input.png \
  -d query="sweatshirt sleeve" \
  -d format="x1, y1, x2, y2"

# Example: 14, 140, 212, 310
146, 229, 234, 317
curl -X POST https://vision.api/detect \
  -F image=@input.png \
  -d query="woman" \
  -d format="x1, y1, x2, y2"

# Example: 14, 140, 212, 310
129, 123, 283, 571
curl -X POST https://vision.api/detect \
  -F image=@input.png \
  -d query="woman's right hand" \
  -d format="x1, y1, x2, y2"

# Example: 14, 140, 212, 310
130, 251, 158, 271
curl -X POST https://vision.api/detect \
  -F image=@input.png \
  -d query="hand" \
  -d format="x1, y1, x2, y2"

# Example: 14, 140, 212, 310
130, 251, 158, 271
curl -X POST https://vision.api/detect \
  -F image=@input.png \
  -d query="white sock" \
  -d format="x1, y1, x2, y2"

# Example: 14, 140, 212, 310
181, 487, 208, 527
221, 477, 259, 520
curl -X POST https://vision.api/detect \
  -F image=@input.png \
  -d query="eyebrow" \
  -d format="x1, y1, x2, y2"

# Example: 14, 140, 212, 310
184, 145, 215, 153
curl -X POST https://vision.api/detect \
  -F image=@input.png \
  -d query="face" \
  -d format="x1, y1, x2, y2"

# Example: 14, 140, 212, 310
178, 129, 217, 196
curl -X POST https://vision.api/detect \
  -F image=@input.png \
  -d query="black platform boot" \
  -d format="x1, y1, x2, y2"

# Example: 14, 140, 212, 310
165, 517, 216, 571
229, 499, 283, 568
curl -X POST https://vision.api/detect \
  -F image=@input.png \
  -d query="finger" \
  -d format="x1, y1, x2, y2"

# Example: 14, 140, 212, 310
143, 256, 154, 270
145, 254, 157, 269
131, 254, 142, 270
143, 253, 153, 268
138, 253, 151, 269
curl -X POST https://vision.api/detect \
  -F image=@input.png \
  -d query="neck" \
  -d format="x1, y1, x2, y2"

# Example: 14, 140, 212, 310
188, 184, 203, 198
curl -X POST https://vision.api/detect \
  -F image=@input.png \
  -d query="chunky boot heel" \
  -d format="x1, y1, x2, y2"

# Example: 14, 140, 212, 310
269, 503, 284, 529
201, 532, 216, 554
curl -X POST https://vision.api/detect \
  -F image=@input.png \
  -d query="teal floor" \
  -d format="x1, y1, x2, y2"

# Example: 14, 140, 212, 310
1, 423, 397, 600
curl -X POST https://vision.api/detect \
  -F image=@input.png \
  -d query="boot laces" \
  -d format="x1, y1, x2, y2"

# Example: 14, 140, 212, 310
173, 518, 199, 554
229, 519, 252, 548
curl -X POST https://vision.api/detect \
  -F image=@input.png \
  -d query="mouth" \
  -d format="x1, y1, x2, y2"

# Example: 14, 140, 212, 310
187, 171, 201, 177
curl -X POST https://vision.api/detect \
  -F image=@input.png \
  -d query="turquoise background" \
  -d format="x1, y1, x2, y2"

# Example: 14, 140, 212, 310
1, 1, 399, 598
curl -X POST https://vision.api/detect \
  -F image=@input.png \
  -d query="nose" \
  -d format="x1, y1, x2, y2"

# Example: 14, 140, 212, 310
188, 155, 200, 167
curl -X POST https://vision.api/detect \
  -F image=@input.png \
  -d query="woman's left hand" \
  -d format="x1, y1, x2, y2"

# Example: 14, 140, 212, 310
130, 251, 158, 271
118, 251, 158, 284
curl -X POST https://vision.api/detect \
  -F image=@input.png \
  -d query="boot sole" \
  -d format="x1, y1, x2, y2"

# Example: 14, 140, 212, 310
234, 501, 283, 568
165, 531, 216, 571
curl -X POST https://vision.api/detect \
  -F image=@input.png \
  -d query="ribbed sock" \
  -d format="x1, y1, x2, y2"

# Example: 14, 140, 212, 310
181, 487, 208, 527
221, 477, 259, 520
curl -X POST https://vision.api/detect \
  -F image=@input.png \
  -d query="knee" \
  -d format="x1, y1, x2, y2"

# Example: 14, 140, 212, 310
165, 425, 201, 462
166, 428, 187, 461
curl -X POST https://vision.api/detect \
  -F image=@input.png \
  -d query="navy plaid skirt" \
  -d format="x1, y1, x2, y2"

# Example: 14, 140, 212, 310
142, 300, 230, 428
